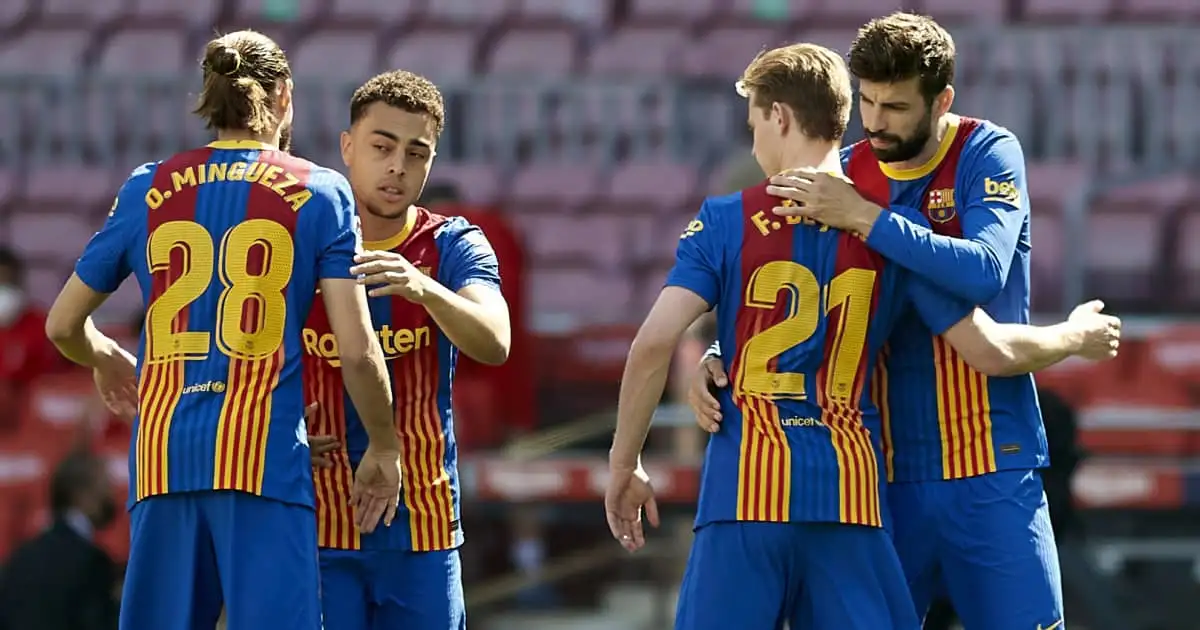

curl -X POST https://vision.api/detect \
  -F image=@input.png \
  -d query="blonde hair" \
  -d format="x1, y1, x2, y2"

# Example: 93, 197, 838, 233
737, 43, 852, 142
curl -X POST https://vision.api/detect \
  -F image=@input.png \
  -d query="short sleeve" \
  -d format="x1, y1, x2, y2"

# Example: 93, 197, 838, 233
309, 171, 361, 280
907, 276, 975, 336
664, 199, 723, 307
74, 170, 146, 293
438, 219, 501, 293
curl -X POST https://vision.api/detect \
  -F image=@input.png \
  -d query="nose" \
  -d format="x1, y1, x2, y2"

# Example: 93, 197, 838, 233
860, 104, 883, 134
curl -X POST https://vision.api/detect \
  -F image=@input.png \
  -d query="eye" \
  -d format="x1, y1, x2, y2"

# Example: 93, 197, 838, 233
373, 144, 390, 154
408, 151, 426, 159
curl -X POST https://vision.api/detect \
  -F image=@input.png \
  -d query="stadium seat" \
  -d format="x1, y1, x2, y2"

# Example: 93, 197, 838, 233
1030, 211, 1064, 310
1083, 210, 1164, 304
606, 161, 699, 208
585, 27, 687, 76
21, 166, 119, 206
0, 0, 30, 31
1026, 161, 1088, 217
682, 25, 790, 78
815, 0, 919, 25
9, 210, 99, 264
92, 279, 142, 324
627, 0, 723, 26
291, 29, 380, 81
515, 0, 609, 27
488, 26, 580, 78
24, 264, 73, 311
527, 267, 633, 327
0, 27, 91, 73
98, 28, 188, 75
0, 169, 19, 211
511, 211, 626, 269
127, 0, 220, 27
792, 28, 859, 55
424, 0, 512, 27
39, 0, 125, 25
328, 0, 419, 24
1143, 324, 1200, 387
1022, 0, 1116, 21
230, 0, 325, 25
508, 163, 601, 210
384, 29, 479, 83
922, 0, 1008, 24
1176, 211, 1200, 305
1122, 0, 1200, 19
725, 0, 817, 21
425, 163, 503, 205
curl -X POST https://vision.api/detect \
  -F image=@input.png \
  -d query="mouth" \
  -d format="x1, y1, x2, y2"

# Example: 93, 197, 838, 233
377, 185, 405, 204
868, 136, 896, 148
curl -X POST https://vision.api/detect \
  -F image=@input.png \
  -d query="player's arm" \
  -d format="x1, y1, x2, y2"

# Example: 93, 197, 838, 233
420, 224, 509, 365
908, 281, 1121, 377
309, 175, 398, 450
860, 131, 1028, 304
46, 177, 140, 367
612, 201, 722, 471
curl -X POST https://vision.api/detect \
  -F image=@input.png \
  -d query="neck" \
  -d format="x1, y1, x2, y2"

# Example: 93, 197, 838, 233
778, 139, 844, 176
216, 128, 279, 148
886, 112, 957, 171
359, 204, 415, 244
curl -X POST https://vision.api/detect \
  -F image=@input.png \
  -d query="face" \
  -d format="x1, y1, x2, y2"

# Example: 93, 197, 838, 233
858, 77, 950, 164
747, 98, 789, 176
341, 102, 437, 220
81, 462, 117, 530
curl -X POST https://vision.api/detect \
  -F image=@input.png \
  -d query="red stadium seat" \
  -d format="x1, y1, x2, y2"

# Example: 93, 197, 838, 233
98, 27, 188, 75
487, 26, 580, 77
0, 0, 30, 31
533, 324, 639, 383
682, 25, 789, 78
508, 163, 602, 211
1029, 211, 1064, 311
585, 27, 687, 76
791, 28, 859, 56
291, 29, 381, 82
8, 210, 98, 266
1084, 210, 1164, 304
39, 0, 125, 25
1022, 0, 1116, 21
527, 267, 633, 328
1143, 324, 1200, 388
515, 0, 608, 27
922, 0, 1008, 24
510, 210, 626, 269
328, 0, 419, 24
127, 0, 221, 27
424, 0, 512, 27
606, 161, 699, 209
1121, 0, 1200, 19
627, 0, 722, 26
1178, 211, 1200, 305
1025, 161, 1089, 218
815, 0, 919, 25
426, 163, 503, 205
384, 29, 479, 82
20, 167, 120, 207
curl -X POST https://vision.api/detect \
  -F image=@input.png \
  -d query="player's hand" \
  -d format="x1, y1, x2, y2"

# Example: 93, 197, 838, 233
350, 251, 433, 303
304, 402, 341, 469
766, 168, 880, 236
93, 342, 138, 419
688, 356, 728, 433
1068, 299, 1122, 361
351, 445, 402, 534
604, 464, 660, 553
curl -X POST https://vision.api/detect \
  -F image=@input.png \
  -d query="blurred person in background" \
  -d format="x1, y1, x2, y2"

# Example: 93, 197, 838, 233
0, 450, 119, 630
0, 247, 68, 431
44, 29, 403, 630
306, 69, 509, 630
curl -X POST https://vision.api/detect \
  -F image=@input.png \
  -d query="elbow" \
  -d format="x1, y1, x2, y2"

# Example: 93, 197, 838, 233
44, 310, 77, 345
627, 333, 673, 369
968, 257, 1007, 305
472, 338, 510, 366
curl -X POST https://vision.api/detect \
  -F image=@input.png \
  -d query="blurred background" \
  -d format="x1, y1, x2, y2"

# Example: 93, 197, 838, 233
0, 0, 1198, 628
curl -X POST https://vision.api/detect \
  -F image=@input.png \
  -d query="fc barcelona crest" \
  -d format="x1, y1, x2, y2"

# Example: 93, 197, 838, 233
927, 188, 956, 223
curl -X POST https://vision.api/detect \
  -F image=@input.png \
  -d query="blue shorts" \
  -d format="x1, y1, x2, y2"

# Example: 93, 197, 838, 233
674, 521, 918, 630
119, 491, 321, 630
319, 547, 465, 630
889, 469, 1064, 630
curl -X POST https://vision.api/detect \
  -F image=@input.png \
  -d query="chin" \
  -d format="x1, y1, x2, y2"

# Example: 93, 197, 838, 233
366, 203, 409, 220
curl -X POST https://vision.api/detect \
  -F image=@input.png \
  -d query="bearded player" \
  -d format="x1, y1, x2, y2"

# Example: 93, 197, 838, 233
692, 13, 1121, 630
303, 70, 510, 630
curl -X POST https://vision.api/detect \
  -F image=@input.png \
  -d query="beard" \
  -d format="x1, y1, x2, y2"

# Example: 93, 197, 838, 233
362, 199, 410, 220
865, 107, 933, 164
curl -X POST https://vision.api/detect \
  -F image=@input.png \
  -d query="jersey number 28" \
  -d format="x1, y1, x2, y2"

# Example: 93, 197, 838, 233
144, 219, 294, 364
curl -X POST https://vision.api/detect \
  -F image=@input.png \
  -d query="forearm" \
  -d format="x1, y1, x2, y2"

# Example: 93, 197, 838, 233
48, 317, 118, 368
987, 322, 1084, 376
339, 352, 401, 450
864, 210, 1004, 304
422, 283, 510, 365
611, 339, 674, 470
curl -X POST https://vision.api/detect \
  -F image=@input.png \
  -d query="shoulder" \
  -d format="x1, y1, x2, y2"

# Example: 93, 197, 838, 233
961, 117, 1023, 158
120, 161, 159, 191
433, 213, 491, 251
303, 163, 353, 195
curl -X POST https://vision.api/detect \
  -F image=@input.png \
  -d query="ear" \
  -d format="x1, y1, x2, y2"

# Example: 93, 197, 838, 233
935, 85, 955, 118
771, 101, 790, 134
340, 129, 352, 168
276, 78, 293, 119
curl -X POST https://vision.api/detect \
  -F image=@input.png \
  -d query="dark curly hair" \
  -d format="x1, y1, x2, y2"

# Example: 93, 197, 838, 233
349, 70, 445, 135
848, 12, 956, 104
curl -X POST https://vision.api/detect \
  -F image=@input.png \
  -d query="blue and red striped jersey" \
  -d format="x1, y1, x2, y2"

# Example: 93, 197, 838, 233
304, 207, 500, 552
846, 116, 1049, 482
666, 180, 965, 528
73, 139, 362, 509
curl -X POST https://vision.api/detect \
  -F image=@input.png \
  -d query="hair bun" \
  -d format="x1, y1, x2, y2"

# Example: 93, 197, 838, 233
207, 45, 242, 77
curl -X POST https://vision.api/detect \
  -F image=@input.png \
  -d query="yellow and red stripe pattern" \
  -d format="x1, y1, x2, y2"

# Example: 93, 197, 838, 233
308, 364, 360, 550
734, 395, 792, 522
135, 358, 185, 500
932, 336, 996, 479
211, 350, 284, 495
398, 336, 456, 552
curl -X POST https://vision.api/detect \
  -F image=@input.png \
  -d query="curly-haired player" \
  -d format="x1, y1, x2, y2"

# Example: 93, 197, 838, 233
304, 70, 510, 630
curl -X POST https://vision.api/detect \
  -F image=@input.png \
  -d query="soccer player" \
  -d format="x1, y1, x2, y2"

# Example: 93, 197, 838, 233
44, 31, 403, 630
304, 70, 509, 630
609, 42, 947, 630
691, 13, 1118, 630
